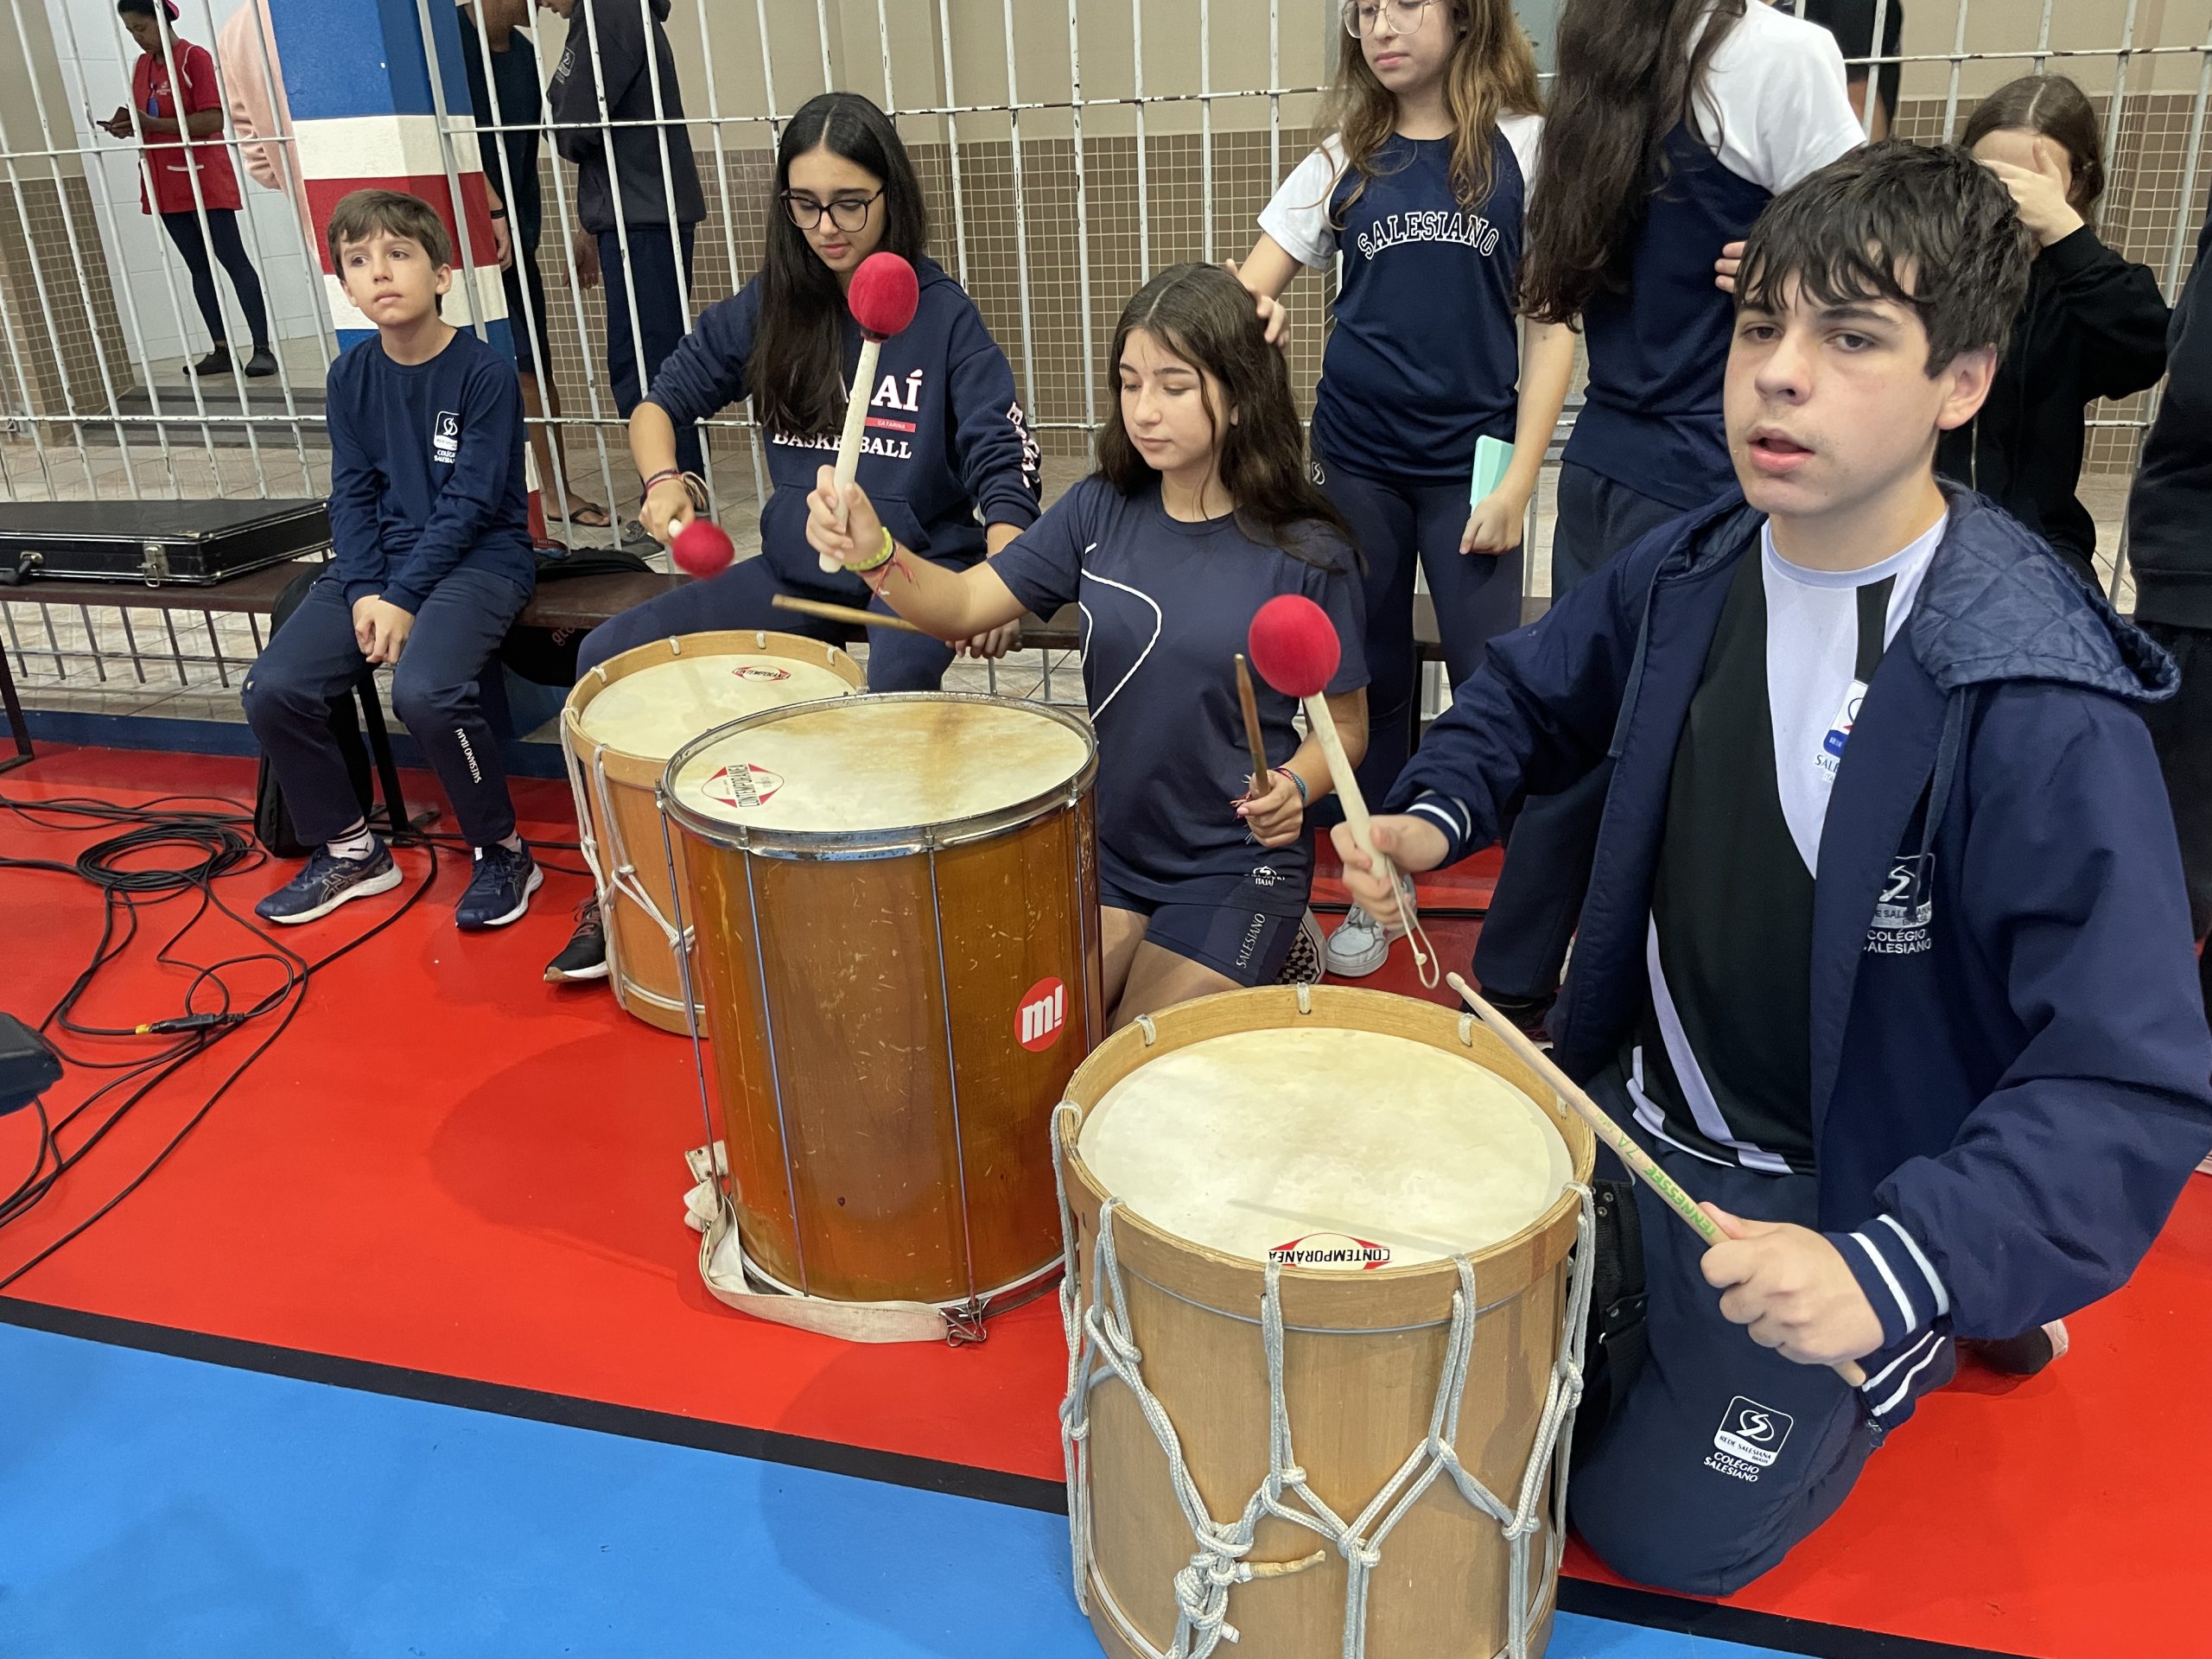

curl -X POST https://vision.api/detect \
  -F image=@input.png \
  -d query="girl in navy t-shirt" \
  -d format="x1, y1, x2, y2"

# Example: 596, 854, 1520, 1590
1235, 0, 1575, 978
805, 264, 1370, 1030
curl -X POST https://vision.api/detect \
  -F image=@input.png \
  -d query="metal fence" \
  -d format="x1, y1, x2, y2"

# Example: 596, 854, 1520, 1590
3, 0, 2209, 719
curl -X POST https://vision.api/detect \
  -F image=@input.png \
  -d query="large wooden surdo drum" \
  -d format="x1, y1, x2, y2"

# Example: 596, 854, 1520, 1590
562, 631, 863, 1033
1053, 986, 1596, 1659
663, 693, 1103, 1326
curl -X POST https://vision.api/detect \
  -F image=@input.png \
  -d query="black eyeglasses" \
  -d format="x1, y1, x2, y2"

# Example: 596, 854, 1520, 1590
781, 188, 885, 233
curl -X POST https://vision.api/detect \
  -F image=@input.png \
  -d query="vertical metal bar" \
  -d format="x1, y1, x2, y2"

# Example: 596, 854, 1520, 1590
0, 101, 92, 470
876, 0, 898, 108
2101, 0, 2144, 195
160, 608, 191, 687
0, 231, 61, 497
5, 0, 144, 498
757, 0, 795, 520
1861, 0, 1891, 139
411, 0, 491, 345
2164, 33, 2212, 293
1001, 0, 1040, 424
1199, 0, 1215, 261
79, 605, 114, 683
936, 0, 974, 289
1268, 0, 1281, 183
523, 16, 624, 531
184, 0, 314, 479
2032, 0, 2055, 75
814, 0, 836, 92
1132, 0, 1150, 275
205, 607, 229, 688
691, 0, 766, 518
925, 848, 982, 1305
1067, 0, 1096, 430
1940, 0, 1970, 142
38, 603, 65, 679
236, 0, 335, 355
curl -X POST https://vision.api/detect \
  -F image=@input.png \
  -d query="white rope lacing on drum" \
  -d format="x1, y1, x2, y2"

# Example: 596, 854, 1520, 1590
1053, 1103, 1596, 1659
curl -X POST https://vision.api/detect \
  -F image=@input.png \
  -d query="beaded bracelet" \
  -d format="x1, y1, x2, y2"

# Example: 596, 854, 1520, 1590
848, 525, 897, 575
1274, 766, 1308, 803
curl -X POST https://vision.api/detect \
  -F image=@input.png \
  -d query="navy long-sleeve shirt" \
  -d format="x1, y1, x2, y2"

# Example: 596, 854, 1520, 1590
326, 329, 537, 614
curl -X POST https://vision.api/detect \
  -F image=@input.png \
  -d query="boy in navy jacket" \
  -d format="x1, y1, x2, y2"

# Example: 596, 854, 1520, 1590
244, 189, 540, 931
1335, 143, 2212, 1594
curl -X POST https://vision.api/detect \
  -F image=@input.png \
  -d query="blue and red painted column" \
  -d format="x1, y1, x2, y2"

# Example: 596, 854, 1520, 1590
264, 0, 511, 359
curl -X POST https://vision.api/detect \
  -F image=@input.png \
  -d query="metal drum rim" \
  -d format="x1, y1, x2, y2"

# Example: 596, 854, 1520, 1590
660, 691, 1100, 856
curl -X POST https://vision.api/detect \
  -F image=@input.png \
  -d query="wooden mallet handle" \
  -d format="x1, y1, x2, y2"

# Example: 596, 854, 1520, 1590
1446, 972, 1870, 1391
1235, 653, 1269, 791
823, 336, 886, 574
772, 592, 925, 634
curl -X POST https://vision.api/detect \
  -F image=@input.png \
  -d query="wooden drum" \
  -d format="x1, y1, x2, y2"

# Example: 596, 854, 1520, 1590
1053, 986, 1596, 1659
663, 693, 1102, 1328
560, 631, 862, 1033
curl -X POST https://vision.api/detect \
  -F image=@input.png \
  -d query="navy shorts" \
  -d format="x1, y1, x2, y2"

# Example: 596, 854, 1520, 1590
1101, 866, 1307, 988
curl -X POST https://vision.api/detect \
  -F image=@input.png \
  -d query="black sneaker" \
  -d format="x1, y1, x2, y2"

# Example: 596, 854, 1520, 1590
255, 841, 402, 925
456, 842, 542, 931
243, 348, 278, 378
545, 897, 609, 982
188, 346, 233, 377
1275, 909, 1325, 986
1962, 1319, 2069, 1377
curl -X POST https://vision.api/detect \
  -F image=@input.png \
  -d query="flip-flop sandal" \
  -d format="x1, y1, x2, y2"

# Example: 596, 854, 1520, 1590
562, 499, 613, 529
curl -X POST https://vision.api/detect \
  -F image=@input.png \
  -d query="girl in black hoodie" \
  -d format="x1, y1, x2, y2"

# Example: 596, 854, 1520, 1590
1937, 75, 2170, 584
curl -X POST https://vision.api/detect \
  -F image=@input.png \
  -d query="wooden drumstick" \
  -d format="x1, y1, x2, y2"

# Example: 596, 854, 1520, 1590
1446, 972, 1870, 1390
1234, 653, 1269, 791
823, 254, 922, 574
772, 594, 927, 634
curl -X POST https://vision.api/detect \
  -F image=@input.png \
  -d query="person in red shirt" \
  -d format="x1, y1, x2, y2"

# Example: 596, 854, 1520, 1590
100, 0, 275, 378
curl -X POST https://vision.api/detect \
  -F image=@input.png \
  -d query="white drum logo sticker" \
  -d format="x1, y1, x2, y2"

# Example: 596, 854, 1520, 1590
1269, 1232, 1392, 1270
734, 664, 792, 682
1018, 977, 1067, 1052
703, 763, 785, 810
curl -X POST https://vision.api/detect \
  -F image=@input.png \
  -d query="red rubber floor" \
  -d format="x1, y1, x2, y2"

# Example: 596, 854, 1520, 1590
3, 741, 2205, 1658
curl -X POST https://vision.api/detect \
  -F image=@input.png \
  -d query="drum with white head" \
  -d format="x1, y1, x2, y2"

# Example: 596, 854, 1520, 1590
664, 693, 1102, 1339
1054, 986, 1596, 1659
561, 631, 864, 1033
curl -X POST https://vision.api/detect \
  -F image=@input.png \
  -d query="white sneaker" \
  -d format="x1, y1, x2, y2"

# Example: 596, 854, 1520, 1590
1324, 905, 1391, 978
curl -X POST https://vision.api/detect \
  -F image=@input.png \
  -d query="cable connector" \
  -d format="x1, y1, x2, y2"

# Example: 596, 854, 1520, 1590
135, 1014, 243, 1036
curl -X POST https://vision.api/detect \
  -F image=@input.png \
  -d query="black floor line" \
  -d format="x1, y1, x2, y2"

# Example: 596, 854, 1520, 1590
3, 1295, 2030, 1659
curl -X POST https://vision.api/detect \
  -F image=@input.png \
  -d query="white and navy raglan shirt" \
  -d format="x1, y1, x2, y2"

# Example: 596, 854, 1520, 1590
1624, 518, 1949, 1345
1565, 0, 1864, 511
989, 476, 1367, 912
1260, 115, 1542, 483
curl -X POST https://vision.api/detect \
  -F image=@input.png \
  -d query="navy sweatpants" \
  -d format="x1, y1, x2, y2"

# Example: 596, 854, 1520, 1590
1313, 447, 1523, 815
600, 223, 702, 480
243, 569, 528, 848
1473, 464, 1685, 1001
1570, 1066, 1955, 1595
575, 550, 957, 690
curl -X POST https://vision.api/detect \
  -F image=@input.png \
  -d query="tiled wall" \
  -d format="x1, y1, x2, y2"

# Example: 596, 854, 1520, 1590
1893, 91, 2210, 475
529, 129, 1335, 500
0, 174, 132, 427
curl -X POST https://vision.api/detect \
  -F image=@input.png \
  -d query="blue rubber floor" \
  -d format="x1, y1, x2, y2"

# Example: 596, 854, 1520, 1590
0, 1321, 1806, 1658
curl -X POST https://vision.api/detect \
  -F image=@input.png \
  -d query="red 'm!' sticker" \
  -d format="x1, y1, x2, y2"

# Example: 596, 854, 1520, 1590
1017, 977, 1067, 1052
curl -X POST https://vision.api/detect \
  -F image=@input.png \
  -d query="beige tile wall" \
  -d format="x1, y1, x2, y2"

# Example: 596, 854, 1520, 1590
0, 175, 135, 428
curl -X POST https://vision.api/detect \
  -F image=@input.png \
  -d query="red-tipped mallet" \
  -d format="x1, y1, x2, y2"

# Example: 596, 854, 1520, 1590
822, 251, 923, 574
671, 518, 734, 578
1248, 594, 1433, 982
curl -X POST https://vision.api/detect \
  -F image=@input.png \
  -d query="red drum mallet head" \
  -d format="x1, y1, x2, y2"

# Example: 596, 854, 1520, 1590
848, 252, 921, 342
1247, 594, 1341, 701
671, 518, 735, 577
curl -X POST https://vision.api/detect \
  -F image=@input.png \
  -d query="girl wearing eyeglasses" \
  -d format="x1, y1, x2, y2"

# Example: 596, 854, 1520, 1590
1233, 0, 1574, 980
583, 91, 1040, 691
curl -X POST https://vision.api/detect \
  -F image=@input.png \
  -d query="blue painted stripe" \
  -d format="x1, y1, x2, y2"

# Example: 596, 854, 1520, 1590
0, 1324, 1801, 1659
266, 0, 476, 124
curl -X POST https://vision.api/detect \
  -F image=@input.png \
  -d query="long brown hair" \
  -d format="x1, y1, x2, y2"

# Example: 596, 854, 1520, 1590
1096, 265, 1355, 571
1323, 0, 1541, 226
1961, 75, 2107, 215
1519, 0, 1749, 324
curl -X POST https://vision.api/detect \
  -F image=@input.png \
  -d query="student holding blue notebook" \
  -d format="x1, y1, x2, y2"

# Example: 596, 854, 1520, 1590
1236, 0, 1574, 978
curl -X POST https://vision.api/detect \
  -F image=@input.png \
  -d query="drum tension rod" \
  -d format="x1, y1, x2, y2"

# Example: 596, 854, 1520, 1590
943, 1300, 990, 1347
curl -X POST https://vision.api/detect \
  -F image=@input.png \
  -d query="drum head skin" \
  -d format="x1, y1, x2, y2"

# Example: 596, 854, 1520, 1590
671, 696, 1093, 837
1077, 1027, 1573, 1269
577, 653, 857, 761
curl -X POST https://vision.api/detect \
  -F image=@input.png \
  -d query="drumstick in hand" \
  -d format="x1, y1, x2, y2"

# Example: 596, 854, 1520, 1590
772, 593, 927, 634
1248, 595, 1435, 985
1446, 971, 1870, 1390
823, 253, 922, 574
1234, 653, 1269, 793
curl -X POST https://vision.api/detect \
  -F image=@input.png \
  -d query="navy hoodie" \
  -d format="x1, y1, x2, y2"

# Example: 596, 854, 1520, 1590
1391, 488, 2212, 1350
547, 0, 704, 234
645, 256, 1041, 591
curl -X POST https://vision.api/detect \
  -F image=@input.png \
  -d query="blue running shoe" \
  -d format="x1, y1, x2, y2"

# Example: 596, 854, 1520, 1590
255, 840, 402, 925
456, 841, 542, 931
